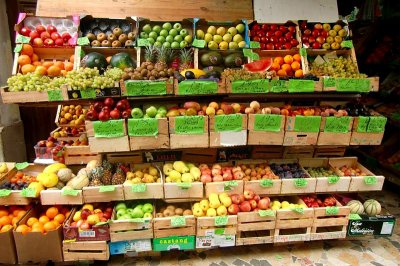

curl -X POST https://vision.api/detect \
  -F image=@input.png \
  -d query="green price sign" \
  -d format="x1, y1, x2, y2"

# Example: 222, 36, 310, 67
15, 34, 31, 44
293, 178, 308, 188
251, 53, 260, 60
125, 80, 166, 96
128, 118, 158, 136
250, 41, 261, 48
176, 182, 192, 189
260, 179, 274, 187
288, 79, 315, 93
294, 115, 321, 132
214, 216, 228, 226
47, 90, 64, 101
325, 206, 339, 215
138, 38, 150, 46
367, 117, 387, 133
231, 79, 269, 93
328, 176, 340, 184
21, 188, 36, 198
349, 213, 362, 220
62, 189, 79, 196
80, 89, 96, 99
323, 77, 336, 88
224, 180, 238, 191
174, 116, 205, 134
258, 210, 275, 217
93, 120, 125, 138
336, 78, 370, 92
299, 48, 307, 56
364, 176, 377, 185
324, 116, 351, 133
254, 114, 282, 132
14, 44, 23, 53
243, 48, 253, 57
192, 39, 206, 48
269, 79, 288, 92
99, 185, 116, 192
171, 216, 186, 227
132, 183, 147, 192
178, 80, 218, 95
77, 37, 90, 46
0, 189, 12, 197
15, 162, 29, 170
341, 40, 353, 48
214, 114, 243, 132
291, 207, 304, 214
356, 116, 369, 132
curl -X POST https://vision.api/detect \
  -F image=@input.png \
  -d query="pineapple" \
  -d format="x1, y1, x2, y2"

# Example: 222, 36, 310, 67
101, 160, 113, 185
89, 166, 104, 186
179, 49, 193, 72
141, 45, 156, 68
155, 46, 171, 71
112, 164, 126, 185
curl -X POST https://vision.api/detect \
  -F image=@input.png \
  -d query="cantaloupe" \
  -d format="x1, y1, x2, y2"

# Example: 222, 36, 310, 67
363, 199, 381, 216
346, 200, 364, 214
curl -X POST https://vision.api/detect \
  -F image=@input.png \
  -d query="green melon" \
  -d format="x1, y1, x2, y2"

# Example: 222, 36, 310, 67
363, 199, 381, 216
346, 200, 364, 214
110, 52, 136, 70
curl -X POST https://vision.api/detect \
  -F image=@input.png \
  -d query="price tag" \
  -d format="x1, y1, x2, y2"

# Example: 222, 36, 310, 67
356, 116, 369, 132
324, 116, 351, 133
291, 207, 304, 214
214, 114, 243, 132
125, 80, 166, 96
288, 79, 315, 93
328, 176, 340, 184
349, 213, 362, 220
77, 37, 90, 46
174, 116, 205, 134
128, 118, 158, 136
323, 77, 336, 89
176, 182, 192, 189
62, 189, 79, 196
294, 115, 321, 132
243, 49, 253, 58
224, 180, 238, 191
254, 114, 282, 132
93, 120, 125, 138
21, 188, 36, 197
270, 79, 288, 92
260, 179, 274, 187
171, 216, 186, 227
15, 162, 29, 170
336, 78, 370, 92
47, 90, 64, 101
367, 117, 387, 133
214, 216, 228, 226
325, 206, 339, 215
341, 40, 353, 48
231, 79, 269, 93
80, 89, 96, 99
251, 53, 260, 60
99, 185, 116, 192
0, 189, 12, 197
299, 48, 307, 56
14, 44, 23, 53
15, 34, 31, 44
132, 183, 147, 192
138, 38, 150, 46
293, 178, 308, 188
258, 210, 275, 217
178, 80, 218, 95
192, 39, 206, 48
364, 176, 377, 185
250, 41, 261, 48
214, 228, 225, 235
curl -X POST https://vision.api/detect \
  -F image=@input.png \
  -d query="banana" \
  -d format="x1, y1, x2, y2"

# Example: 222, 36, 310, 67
0, 163, 8, 174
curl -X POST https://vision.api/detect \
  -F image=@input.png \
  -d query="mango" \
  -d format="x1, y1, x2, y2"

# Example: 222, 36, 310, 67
173, 161, 189, 173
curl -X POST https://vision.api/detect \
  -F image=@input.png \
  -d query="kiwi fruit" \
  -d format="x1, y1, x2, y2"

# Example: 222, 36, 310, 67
183, 209, 193, 216
101, 40, 111, 47
122, 73, 130, 80
91, 40, 101, 47
107, 34, 116, 42
174, 208, 184, 216
113, 27, 123, 37
128, 32, 136, 40
112, 40, 122, 47
141, 69, 148, 76
163, 209, 173, 217
147, 65, 154, 71
125, 40, 134, 47
159, 71, 166, 78
97, 33, 106, 42
86, 33, 96, 41
155, 213, 163, 218
118, 34, 128, 43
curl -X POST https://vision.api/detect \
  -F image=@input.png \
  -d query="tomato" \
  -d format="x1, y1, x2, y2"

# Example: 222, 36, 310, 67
10, 177, 18, 184
16, 172, 24, 179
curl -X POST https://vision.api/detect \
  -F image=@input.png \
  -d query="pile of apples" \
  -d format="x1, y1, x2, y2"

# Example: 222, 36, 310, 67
300, 21, 348, 50
250, 23, 299, 50
19, 24, 74, 47
335, 165, 367, 177
86, 98, 131, 121
165, 102, 245, 117
70, 204, 112, 230
198, 163, 245, 183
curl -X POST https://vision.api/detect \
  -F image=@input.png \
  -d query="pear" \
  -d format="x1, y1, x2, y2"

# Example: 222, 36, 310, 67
200, 199, 209, 211
209, 193, 221, 209
142, 174, 155, 183
132, 177, 142, 184
148, 166, 158, 176
168, 170, 181, 181
173, 161, 189, 173
217, 205, 227, 216
181, 173, 194, 183
190, 167, 201, 180
220, 196, 232, 208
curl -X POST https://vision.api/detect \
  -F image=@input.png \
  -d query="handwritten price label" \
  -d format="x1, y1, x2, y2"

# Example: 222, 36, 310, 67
214, 114, 243, 132
80, 89, 96, 99
336, 78, 370, 92
293, 178, 308, 188
291, 207, 304, 214
178, 80, 218, 95
77, 37, 90, 46
260, 179, 274, 187
137, 38, 150, 46
171, 216, 186, 227
325, 206, 339, 215
47, 90, 64, 101
21, 188, 36, 198
128, 118, 158, 136
341, 40, 353, 48
125, 80, 166, 96
192, 39, 206, 48
367, 117, 387, 133
15, 162, 29, 170
132, 183, 147, 192
214, 216, 228, 226
294, 116, 321, 132
224, 180, 238, 191
299, 48, 307, 56
62, 189, 79, 196
93, 120, 125, 138
324, 116, 351, 133
254, 114, 282, 132
15, 34, 31, 44
356, 116, 369, 132
99, 185, 116, 192
288, 79, 315, 93
231, 79, 269, 93
328, 176, 340, 184
250, 41, 261, 48
14, 44, 23, 53
174, 116, 205, 134
270, 79, 288, 92
176, 182, 192, 189
323, 77, 336, 89
349, 213, 362, 220
0, 189, 12, 197
258, 210, 275, 217
364, 176, 377, 185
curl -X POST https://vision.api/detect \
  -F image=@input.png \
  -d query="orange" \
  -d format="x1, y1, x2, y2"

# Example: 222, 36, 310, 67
291, 61, 301, 71
21, 44, 34, 57
284, 55, 294, 64
16, 210, 27, 218
69, 55, 74, 63
11, 217, 19, 226
293, 54, 301, 63
270, 62, 281, 71
295, 69, 304, 77
54, 214, 65, 224
277, 69, 287, 77
273, 57, 284, 65
38, 215, 50, 224
281, 63, 292, 73
16, 224, 31, 235
46, 207, 58, 219
0, 210, 9, 218
31, 53, 39, 62
33, 61, 42, 67
0, 224, 13, 233
31, 226, 44, 233
27, 217, 39, 227
42, 61, 53, 69
54, 61, 65, 70
21, 64, 35, 74
43, 221, 57, 232
32, 222, 43, 230
64, 62, 74, 71
35, 66, 47, 75
18, 55, 31, 66
47, 66, 61, 77
0, 216, 11, 226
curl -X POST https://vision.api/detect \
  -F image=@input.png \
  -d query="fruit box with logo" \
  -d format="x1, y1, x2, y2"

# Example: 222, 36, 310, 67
168, 115, 209, 149
123, 163, 164, 200
13, 206, 65, 263
109, 201, 154, 242
347, 212, 396, 237
209, 114, 248, 147
300, 158, 351, 193
283, 115, 320, 146
0, 164, 45, 206
153, 235, 195, 251
196, 215, 237, 248
247, 113, 286, 145
329, 157, 384, 192
128, 118, 170, 150
317, 116, 354, 145
63, 207, 110, 242
109, 239, 153, 255
350, 114, 386, 145
153, 202, 196, 239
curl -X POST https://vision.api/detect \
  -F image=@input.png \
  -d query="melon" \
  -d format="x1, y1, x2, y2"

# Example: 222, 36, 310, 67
243, 58, 272, 73
346, 200, 364, 214
363, 199, 381, 216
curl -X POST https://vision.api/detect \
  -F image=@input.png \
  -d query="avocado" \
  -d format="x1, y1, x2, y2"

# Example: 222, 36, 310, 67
200, 51, 223, 67
224, 53, 245, 68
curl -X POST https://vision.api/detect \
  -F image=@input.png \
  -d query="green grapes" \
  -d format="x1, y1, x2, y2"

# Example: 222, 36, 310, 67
310, 56, 367, 78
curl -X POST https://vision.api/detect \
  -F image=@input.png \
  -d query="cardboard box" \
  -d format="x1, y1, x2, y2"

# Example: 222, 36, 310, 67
247, 114, 285, 145
153, 235, 195, 251
347, 214, 395, 236
0, 223, 18, 264
209, 114, 248, 147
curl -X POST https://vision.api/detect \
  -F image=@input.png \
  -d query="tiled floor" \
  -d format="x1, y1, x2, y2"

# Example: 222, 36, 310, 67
109, 189, 400, 266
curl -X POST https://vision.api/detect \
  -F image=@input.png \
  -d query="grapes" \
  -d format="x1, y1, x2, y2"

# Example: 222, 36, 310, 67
310, 56, 367, 78
222, 68, 274, 81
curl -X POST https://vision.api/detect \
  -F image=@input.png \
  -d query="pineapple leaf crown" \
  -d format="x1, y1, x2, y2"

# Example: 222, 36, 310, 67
179, 48, 193, 63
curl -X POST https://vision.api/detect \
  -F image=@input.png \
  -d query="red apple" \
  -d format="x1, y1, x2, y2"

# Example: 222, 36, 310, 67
81, 209, 90, 220
250, 30, 257, 37
316, 36, 325, 44
258, 197, 271, 210
55, 38, 64, 46
51, 32, 61, 41
62, 32, 71, 42
274, 30, 283, 37
243, 190, 255, 200
47, 25, 57, 34
253, 36, 260, 42
312, 42, 321, 49
93, 102, 104, 113
33, 38, 44, 46
76, 219, 83, 228
35, 25, 46, 34
288, 26, 296, 33
40, 31, 50, 40
201, 174, 212, 183
308, 36, 316, 43
115, 100, 127, 111
239, 201, 252, 212
122, 109, 131, 119
304, 29, 311, 36
257, 30, 264, 37
278, 37, 286, 44
252, 24, 260, 31
290, 39, 299, 47
269, 36, 278, 44
228, 204, 239, 215
283, 42, 292, 50
230, 194, 241, 205
314, 23, 323, 30
29, 31, 39, 40
104, 97, 114, 107
80, 222, 90, 230
260, 36, 267, 43
98, 110, 110, 121
266, 43, 274, 50
320, 31, 328, 38
270, 24, 278, 31
110, 109, 121, 119
239, 194, 245, 203
266, 31, 275, 37
312, 29, 320, 37
19, 27, 31, 37
284, 32, 293, 40
44, 38, 54, 46
279, 25, 288, 33
249, 199, 258, 210
253, 195, 261, 202
301, 36, 309, 42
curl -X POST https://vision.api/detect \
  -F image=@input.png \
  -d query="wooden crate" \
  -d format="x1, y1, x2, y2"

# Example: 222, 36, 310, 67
310, 199, 350, 240
105, 152, 143, 164
174, 79, 226, 95
317, 117, 354, 146
350, 132, 384, 146
0, 162, 16, 180
283, 115, 320, 146
251, 146, 284, 159
164, 182, 203, 200
63, 240, 109, 261
205, 180, 244, 197
181, 148, 217, 163
129, 118, 169, 150
196, 215, 238, 237
0, 86, 68, 104
236, 211, 276, 245
121, 77, 174, 96
247, 114, 285, 145
274, 198, 314, 243
314, 146, 346, 158
88, 136, 130, 153
40, 189, 84, 205
299, 158, 350, 193
82, 185, 124, 203
283, 146, 315, 158
154, 203, 196, 238
64, 146, 101, 165
209, 114, 247, 147
329, 157, 384, 192
168, 116, 209, 149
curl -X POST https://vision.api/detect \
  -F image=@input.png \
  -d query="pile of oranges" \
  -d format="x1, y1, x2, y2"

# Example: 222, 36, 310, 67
270, 54, 303, 78
0, 206, 30, 233
17, 44, 74, 76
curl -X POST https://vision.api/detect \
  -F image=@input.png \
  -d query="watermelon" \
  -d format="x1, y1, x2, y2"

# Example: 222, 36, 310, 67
80, 52, 108, 71
110, 52, 136, 70
346, 200, 364, 214
243, 58, 272, 73
363, 199, 381, 216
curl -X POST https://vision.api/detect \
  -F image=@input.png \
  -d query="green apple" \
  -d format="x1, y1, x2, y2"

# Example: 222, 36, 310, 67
196, 29, 205, 39
165, 35, 174, 43
173, 23, 182, 31
135, 204, 143, 210
180, 40, 188, 48
146, 37, 155, 45
208, 41, 218, 50
149, 31, 158, 39
233, 34, 243, 43
174, 35, 183, 42
204, 33, 213, 43
184, 35, 192, 43
152, 25, 162, 33
235, 23, 245, 33
158, 106, 167, 112
238, 41, 246, 48
171, 41, 180, 48
229, 41, 239, 49
154, 41, 162, 47
213, 34, 223, 44
169, 28, 178, 37
143, 114, 150, 118
322, 23, 331, 31
143, 213, 153, 219
157, 109, 167, 116
116, 209, 126, 218
131, 207, 144, 218
159, 29, 169, 37
142, 203, 154, 213
146, 106, 158, 117
216, 27, 226, 36
162, 22, 172, 30
207, 26, 217, 35
163, 41, 171, 47
131, 108, 144, 119
116, 202, 127, 211
140, 32, 149, 39
156, 35, 166, 43
227, 27, 237, 35
155, 113, 164, 118
142, 24, 152, 33
180, 29, 188, 37
223, 33, 232, 42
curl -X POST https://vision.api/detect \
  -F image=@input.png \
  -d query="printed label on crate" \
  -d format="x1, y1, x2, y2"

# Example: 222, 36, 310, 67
258, 210, 275, 217
128, 118, 158, 136
93, 120, 125, 138
214, 114, 243, 132
326, 206, 339, 215
131, 183, 147, 192
270, 79, 288, 92
14, 44, 23, 53
293, 178, 307, 187
21, 187, 36, 197
192, 39, 206, 48
324, 116, 351, 133
323, 77, 336, 88
153, 236, 195, 251
336, 78, 370, 92
109, 239, 152, 255
288, 79, 315, 93
260, 179, 274, 187
364, 176, 377, 185
79, 230, 96, 238
47, 90, 64, 101
143, 150, 182, 162
196, 235, 235, 248
99, 185, 116, 192
174, 116, 205, 134
348, 217, 395, 236
77, 36, 90, 45
62, 189, 80, 196
15, 34, 30, 44
294, 115, 321, 132
125, 80, 166, 96
291, 207, 304, 214
0, 189, 12, 197
224, 180, 238, 191
15, 162, 29, 170
80, 89, 96, 99
178, 80, 218, 95
217, 147, 252, 162
214, 216, 229, 226
254, 114, 282, 132
171, 216, 186, 227
231, 79, 269, 93
367, 117, 387, 133
328, 176, 340, 184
